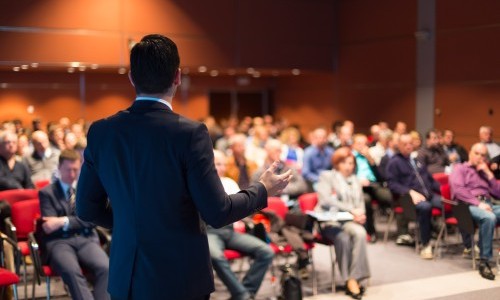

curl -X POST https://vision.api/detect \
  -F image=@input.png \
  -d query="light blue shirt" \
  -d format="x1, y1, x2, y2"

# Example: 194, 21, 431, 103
353, 150, 376, 182
302, 145, 334, 183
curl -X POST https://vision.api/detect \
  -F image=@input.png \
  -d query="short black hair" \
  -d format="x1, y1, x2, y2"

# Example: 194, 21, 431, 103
59, 149, 81, 165
130, 34, 180, 94
425, 128, 441, 139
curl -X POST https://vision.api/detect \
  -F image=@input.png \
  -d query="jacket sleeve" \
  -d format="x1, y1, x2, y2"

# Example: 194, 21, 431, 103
186, 124, 267, 228
386, 159, 410, 195
76, 125, 113, 229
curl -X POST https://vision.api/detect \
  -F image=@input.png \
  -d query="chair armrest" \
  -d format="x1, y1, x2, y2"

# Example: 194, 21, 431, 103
95, 226, 112, 254
4, 217, 18, 243
441, 198, 457, 205
0, 233, 21, 274
27, 232, 42, 285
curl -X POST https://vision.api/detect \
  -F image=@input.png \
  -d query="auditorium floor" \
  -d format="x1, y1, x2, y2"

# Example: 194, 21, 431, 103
22, 223, 500, 300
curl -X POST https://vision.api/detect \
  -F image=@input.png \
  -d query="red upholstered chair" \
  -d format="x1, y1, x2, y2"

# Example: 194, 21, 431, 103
34, 180, 50, 190
434, 183, 459, 258
5, 199, 40, 298
0, 234, 21, 300
432, 173, 449, 186
0, 189, 38, 206
297, 193, 336, 295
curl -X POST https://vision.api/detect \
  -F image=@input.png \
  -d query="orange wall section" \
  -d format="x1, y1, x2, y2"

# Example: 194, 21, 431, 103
435, 0, 500, 148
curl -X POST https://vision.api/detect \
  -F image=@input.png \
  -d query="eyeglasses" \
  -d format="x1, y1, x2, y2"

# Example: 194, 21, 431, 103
473, 151, 487, 157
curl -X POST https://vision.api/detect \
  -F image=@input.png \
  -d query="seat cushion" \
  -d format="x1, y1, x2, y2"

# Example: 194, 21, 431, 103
0, 268, 20, 285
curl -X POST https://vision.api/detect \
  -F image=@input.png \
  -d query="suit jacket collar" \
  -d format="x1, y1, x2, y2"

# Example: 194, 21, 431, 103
128, 100, 172, 113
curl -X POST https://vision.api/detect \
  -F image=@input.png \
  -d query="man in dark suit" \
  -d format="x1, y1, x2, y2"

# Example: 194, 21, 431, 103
39, 149, 110, 300
76, 34, 291, 300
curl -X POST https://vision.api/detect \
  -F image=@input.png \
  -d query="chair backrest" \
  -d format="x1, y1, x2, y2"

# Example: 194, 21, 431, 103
432, 173, 449, 186
0, 189, 38, 206
297, 193, 318, 213
264, 197, 288, 219
399, 194, 417, 221
10, 199, 40, 240
34, 179, 50, 190
440, 184, 453, 213
451, 201, 475, 235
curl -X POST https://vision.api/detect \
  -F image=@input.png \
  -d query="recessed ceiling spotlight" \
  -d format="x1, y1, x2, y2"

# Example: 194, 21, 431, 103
118, 67, 127, 74
246, 67, 255, 74
210, 70, 219, 77
13, 67, 20, 72
198, 66, 207, 73
292, 68, 301, 75
79, 66, 86, 71
90, 64, 99, 70
0, 83, 7, 88
31, 63, 39, 68
67, 67, 75, 73
70, 62, 80, 68
252, 71, 261, 78
21, 65, 29, 70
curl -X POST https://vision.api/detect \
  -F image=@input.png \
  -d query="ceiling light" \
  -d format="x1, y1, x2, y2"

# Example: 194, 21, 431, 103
12, 67, 20, 72
198, 66, 207, 73
21, 65, 28, 70
210, 70, 219, 77
67, 67, 75, 73
90, 64, 99, 70
30, 63, 39, 68
79, 66, 86, 71
246, 67, 255, 74
292, 69, 301, 75
252, 71, 261, 78
70, 62, 80, 68
182, 67, 190, 75
118, 67, 127, 74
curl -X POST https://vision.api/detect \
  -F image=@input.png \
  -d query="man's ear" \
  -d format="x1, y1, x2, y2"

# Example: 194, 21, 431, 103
173, 68, 181, 86
128, 71, 135, 87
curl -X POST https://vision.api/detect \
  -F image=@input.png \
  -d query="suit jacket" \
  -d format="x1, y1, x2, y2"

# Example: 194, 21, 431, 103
76, 100, 268, 300
39, 180, 98, 261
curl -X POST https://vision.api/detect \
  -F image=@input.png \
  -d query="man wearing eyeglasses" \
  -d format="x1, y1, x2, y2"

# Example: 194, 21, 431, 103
449, 143, 500, 281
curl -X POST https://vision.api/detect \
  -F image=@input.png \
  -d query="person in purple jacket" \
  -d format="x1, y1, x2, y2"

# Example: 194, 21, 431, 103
449, 143, 500, 281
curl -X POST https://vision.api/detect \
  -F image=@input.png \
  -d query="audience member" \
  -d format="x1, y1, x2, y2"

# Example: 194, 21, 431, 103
209, 150, 274, 300
23, 130, 60, 182
409, 130, 422, 159
225, 134, 259, 189
245, 125, 269, 168
252, 139, 307, 200
279, 126, 304, 171
394, 121, 407, 135
449, 143, 500, 280
351, 134, 392, 242
441, 129, 468, 164
334, 125, 353, 149
479, 126, 500, 159
386, 134, 442, 258
215, 126, 236, 153
64, 132, 78, 150
368, 124, 380, 147
0, 130, 34, 191
369, 129, 393, 166
327, 120, 344, 149
302, 128, 334, 191
39, 150, 110, 299
416, 129, 450, 174
316, 147, 370, 299
48, 124, 66, 151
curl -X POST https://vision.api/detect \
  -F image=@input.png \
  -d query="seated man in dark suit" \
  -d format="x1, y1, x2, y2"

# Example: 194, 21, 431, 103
0, 130, 34, 191
386, 134, 442, 259
39, 149, 110, 300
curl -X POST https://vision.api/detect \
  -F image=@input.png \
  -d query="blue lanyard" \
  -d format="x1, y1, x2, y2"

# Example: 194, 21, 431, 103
135, 97, 172, 111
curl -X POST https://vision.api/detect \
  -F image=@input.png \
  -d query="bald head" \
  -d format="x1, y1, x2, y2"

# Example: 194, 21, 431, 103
469, 143, 488, 166
32, 130, 49, 154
